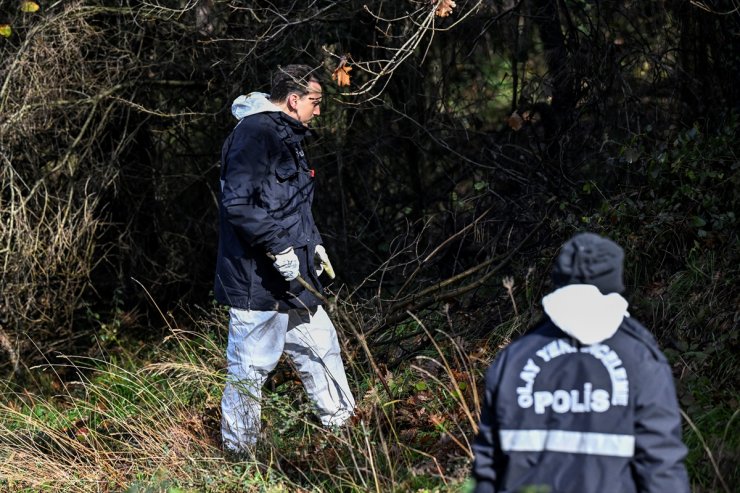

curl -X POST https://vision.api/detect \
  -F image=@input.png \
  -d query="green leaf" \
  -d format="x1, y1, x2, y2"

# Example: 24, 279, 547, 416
20, 1, 40, 13
690, 216, 707, 228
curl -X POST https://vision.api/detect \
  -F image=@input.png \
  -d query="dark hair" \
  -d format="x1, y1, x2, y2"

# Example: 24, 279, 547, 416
270, 64, 320, 102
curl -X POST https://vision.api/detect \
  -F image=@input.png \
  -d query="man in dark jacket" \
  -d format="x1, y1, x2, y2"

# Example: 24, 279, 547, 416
472, 232, 690, 493
215, 65, 355, 453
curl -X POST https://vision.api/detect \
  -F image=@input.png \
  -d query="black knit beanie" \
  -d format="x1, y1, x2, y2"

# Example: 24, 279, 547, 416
552, 232, 625, 294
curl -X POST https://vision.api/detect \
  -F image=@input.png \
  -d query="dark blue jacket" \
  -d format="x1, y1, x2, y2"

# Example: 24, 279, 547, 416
472, 317, 690, 493
214, 110, 324, 311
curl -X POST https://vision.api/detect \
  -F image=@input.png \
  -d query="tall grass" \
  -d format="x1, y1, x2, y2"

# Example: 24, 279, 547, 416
0, 307, 484, 492
0, 163, 104, 362
2, 261, 734, 492
0, 333, 226, 491
650, 252, 739, 493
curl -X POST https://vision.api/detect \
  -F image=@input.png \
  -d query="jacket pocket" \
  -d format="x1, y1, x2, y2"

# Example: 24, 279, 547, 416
268, 161, 299, 212
276, 160, 298, 180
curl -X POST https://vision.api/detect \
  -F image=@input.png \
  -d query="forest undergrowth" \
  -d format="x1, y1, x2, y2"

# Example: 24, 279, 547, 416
1, 116, 738, 492
1, 195, 737, 493
0, 272, 736, 493
1, 1, 738, 491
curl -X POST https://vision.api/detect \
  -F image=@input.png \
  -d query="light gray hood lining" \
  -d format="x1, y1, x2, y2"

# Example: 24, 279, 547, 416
232, 92, 282, 120
542, 284, 629, 345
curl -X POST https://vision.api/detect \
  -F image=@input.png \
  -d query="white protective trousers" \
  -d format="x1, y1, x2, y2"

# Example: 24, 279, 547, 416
221, 306, 356, 452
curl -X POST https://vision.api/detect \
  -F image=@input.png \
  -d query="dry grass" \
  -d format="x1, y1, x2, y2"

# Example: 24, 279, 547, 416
0, 311, 484, 492
0, 353, 222, 492
0, 3, 121, 367
0, 165, 103, 362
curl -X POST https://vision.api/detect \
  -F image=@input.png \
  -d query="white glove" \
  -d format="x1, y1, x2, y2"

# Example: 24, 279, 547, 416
314, 244, 336, 279
273, 247, 300, 281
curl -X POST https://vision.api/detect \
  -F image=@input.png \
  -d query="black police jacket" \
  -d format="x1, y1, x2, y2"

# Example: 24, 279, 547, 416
472, 316, 690, 493
214, 111, 324, 311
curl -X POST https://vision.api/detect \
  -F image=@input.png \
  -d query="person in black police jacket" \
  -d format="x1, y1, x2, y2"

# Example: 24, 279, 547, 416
472, 232, 690, 493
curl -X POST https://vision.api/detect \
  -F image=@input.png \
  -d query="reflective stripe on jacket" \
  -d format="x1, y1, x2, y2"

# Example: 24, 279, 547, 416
472, 317, 690, 493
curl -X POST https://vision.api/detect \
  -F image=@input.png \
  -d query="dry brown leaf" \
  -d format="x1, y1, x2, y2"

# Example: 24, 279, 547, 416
506, 111, 524, 131
450, 368, 469, 381
332, 59, 352, 87
429, 413, 446, 427
435, 0, 457, 17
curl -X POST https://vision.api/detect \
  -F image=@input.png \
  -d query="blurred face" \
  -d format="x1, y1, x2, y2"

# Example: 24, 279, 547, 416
288, 81, 322, 124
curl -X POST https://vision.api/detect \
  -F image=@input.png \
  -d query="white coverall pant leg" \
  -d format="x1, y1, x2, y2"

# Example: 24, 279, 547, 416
284, 306, 356, 427
221, 306, 355, 452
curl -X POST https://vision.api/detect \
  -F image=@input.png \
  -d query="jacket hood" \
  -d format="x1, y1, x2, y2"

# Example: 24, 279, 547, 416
552, 232, 625, 294
542, 284, 629, 345
232, 92, 282, 120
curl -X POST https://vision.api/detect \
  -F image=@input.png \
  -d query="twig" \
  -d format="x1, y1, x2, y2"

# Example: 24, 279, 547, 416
0, 325, 19, 378
503, 276, 518, 316
369, 216, 546, 336
395, 206, 493, 299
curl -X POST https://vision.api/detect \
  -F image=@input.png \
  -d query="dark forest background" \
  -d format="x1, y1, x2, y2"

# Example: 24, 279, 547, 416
0, 1, 738, 492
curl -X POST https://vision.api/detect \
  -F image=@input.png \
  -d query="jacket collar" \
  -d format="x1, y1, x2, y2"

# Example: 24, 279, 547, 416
267, 112, 311, 143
